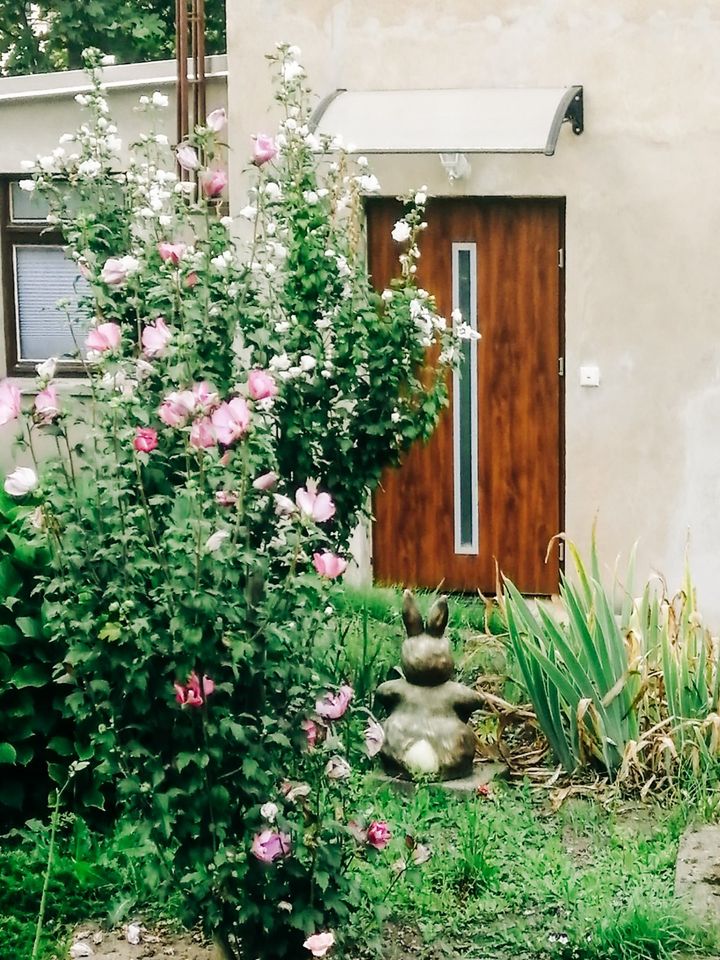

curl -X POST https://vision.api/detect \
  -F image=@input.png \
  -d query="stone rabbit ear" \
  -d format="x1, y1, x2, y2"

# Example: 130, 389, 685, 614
402, 589, 424, 637
426, 595, 449, 637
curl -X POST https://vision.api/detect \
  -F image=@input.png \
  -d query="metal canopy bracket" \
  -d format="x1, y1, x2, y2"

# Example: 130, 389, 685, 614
310, 85, 584, 157
551, 85, 584, 151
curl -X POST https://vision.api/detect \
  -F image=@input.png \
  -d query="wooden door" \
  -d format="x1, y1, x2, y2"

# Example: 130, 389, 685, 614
368, 198, 564, 595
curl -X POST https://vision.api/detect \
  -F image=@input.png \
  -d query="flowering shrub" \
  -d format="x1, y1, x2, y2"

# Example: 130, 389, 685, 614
4, 44, 464, 958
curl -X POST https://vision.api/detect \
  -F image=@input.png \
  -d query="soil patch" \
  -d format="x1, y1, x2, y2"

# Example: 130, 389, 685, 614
68, 922, 214, 960
379, 923, 460, 960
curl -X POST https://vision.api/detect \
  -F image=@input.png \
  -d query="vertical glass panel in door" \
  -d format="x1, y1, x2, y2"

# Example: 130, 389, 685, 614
452, 243, 478, 554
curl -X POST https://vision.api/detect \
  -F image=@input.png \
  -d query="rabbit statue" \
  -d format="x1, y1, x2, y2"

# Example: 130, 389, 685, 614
375, 590, 483, 780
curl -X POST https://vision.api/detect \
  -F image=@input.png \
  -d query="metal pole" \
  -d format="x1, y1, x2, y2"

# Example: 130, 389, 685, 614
192, 0, 207, 131
175, 0, 189, 147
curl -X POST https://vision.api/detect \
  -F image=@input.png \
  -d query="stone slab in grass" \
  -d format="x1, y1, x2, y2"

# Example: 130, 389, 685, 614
675, 825, 720, 917
369, 761, 507, 797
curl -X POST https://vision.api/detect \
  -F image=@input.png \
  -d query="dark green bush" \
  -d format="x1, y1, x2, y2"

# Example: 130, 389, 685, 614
0, 488, 68, 820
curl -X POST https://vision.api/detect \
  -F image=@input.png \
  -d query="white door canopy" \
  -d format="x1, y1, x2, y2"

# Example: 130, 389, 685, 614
310, 86, 583, 157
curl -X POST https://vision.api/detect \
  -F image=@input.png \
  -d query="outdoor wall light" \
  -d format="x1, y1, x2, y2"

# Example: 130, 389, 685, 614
439, 152, 471, 182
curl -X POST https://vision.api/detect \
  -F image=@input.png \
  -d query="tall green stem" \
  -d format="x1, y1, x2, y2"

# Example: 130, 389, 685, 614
31, 785, 64, 960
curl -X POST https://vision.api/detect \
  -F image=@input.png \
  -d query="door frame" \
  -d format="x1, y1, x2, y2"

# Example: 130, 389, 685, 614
557, 197, 567, 589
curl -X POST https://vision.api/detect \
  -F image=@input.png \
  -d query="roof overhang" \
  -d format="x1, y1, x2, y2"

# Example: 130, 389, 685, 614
310, 85, 583, 157
0, 55, 228, 104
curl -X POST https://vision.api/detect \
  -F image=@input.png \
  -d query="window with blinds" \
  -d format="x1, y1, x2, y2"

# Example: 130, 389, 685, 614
14, 246, 90, 361
2, 180, 89, 373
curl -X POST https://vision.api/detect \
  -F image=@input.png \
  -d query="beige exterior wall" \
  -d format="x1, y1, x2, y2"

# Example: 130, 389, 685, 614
0, 57, 227, 472
226, 2, 720, 616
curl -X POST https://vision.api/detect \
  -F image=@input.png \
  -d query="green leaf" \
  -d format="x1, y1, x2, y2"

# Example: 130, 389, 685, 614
76, 740, 95, 761
7, 533, 38, 566
12, 662, 49, 688
0, 558, 22, 598
99, 622, 122, 642
242, 755, 261, 781
176, 752, 197, 773
48, 762, 68, 784
48, 736, 74, 757
14, 742, 34, 765
0, 625, 20, 649
15, 616, 42, 639
83, 784, 106, 810
0, 742, 17, 764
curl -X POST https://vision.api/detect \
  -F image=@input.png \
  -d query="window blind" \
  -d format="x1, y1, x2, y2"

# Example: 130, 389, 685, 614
14, 245, 91, 361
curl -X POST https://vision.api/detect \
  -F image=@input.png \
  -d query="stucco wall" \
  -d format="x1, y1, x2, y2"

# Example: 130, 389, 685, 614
226, 1, 720, 618
0, 58, 227, 473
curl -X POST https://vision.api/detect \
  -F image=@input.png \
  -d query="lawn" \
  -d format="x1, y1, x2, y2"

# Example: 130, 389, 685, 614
348, 782, 718, 960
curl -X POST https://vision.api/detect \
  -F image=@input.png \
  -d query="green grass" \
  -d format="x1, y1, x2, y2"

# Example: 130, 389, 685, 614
345, 779, 720, 960
3, 784, 719, 960
0, 817, 121, 960
0, 814, 183, 960
333, 583, 506, 635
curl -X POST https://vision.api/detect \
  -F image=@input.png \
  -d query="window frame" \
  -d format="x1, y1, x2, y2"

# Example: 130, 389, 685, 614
1, 178, 85, 377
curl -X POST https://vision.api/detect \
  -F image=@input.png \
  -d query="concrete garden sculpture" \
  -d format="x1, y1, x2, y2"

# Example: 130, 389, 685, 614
376, 591, 483, 780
